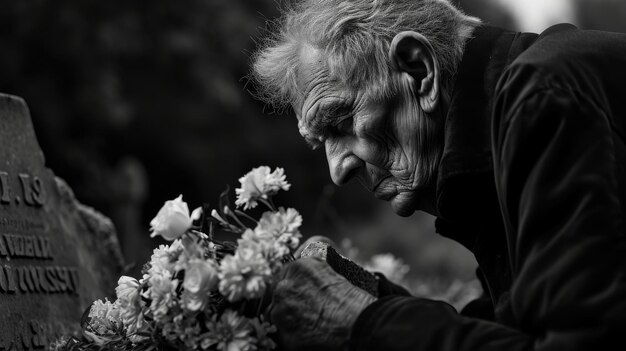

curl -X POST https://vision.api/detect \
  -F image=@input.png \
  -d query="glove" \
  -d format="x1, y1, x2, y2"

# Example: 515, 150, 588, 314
270, 257, 377, 351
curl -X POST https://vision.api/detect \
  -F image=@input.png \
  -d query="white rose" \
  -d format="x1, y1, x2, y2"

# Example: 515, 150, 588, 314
150, 194, 192, 241
182, 258, 219, 311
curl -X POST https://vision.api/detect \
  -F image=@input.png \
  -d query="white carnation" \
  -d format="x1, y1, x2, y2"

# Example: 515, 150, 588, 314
235, 166, 290, 210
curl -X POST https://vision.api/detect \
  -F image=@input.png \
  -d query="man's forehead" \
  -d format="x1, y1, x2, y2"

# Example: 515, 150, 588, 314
294, 44, 325, 109
293, 46, 354, 111
292, 44, 365, 148
299, 43, 323, 68
292, 46, 329, 148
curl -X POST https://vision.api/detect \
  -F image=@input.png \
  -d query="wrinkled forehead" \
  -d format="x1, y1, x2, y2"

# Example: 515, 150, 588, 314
292, 46, 330, 129
292, 45, 357, 118
291, 42, 388, 115
293, 45, 330, 112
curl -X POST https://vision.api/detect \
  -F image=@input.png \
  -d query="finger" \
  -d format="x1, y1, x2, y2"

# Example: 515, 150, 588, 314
294, 235, 337, 258
284, 258, 352, 291
279, 256, 324, 281
269, 280, 301, 329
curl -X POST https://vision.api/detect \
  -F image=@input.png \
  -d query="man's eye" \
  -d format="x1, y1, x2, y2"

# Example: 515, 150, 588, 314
333, 116, 353, 134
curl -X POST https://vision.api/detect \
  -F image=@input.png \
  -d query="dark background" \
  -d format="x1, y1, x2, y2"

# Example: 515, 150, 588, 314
0, 0, 623, 283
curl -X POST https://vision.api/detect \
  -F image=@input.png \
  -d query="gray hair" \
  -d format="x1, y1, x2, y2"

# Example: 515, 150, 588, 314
251, 0, 481, 110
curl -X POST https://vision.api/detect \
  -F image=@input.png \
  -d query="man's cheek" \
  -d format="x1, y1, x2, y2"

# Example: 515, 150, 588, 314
387, 146, 415, 173
354, 138, 388, 168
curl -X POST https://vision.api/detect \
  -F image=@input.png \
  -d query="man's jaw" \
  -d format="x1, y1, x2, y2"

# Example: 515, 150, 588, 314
371, 175, 394, 200
363, 173, 427, 216
370, 177, 417, 216
390, 192, 417, 217
394, 184, 439, 217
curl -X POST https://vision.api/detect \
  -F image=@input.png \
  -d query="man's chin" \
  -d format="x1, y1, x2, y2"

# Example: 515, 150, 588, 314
389, 194, 416, 217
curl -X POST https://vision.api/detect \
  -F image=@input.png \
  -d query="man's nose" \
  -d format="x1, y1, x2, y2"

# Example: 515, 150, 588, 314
325, 140, 363, 186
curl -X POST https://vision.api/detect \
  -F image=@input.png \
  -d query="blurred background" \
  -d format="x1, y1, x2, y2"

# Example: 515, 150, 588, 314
0, 0, 624, 304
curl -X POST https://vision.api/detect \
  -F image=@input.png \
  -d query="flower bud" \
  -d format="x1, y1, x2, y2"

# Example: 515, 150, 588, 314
150, 195, 192, 241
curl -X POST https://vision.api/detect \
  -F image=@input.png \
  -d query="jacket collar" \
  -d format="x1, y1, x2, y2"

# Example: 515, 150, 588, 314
435, 25, 538, 248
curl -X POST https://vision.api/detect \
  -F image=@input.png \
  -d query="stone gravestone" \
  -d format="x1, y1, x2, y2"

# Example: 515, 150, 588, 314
0, 94, 124, 350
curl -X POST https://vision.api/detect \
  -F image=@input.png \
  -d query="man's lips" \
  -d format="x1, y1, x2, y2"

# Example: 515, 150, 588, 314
371, 175, 394, 200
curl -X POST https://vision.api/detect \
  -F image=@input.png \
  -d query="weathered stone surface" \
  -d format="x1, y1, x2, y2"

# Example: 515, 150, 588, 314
300, 241, 378, 297
0, 93, 124, 350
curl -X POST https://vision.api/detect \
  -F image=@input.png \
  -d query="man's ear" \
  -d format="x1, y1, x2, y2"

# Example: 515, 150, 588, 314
389, 31, 440, 113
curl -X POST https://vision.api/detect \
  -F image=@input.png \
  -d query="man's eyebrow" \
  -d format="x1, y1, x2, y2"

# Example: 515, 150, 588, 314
299, 100, 350, 150
310, 102, 349, 130
298, 118, 323, 150
301, 104, 331, 135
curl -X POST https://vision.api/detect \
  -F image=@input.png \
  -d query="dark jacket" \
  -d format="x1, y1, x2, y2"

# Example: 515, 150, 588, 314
350, 24, 626, 350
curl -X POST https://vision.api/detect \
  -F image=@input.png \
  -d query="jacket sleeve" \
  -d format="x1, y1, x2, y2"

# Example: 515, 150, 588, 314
374, 272, 412, 297
350, 87, 626, 350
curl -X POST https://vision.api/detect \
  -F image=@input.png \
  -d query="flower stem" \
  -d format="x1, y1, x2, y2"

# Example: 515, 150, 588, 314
235, 210, 258, 225
268, 197, 278, 211
260, 198, 276, 212
189, 229, 206, 240
256, 293, 266, 316
226, 210, 247, 230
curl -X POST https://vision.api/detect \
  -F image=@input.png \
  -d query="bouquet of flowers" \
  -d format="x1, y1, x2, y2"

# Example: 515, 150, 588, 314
56, 166, 302, 351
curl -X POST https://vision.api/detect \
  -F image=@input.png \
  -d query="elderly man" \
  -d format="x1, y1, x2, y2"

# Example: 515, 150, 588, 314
251, 0, 626, 350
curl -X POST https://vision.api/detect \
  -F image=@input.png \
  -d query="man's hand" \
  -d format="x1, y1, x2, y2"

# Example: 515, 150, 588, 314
270, 257, 377, 351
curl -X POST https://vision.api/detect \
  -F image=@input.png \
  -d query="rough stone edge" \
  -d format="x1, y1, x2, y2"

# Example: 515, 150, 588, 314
55, 176, 125, 272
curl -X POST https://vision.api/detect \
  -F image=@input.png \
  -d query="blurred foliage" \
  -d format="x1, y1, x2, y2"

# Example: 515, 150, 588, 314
575, 0, 626, 33
457, 0, 626, 33
456, 0, 516, 28
3, 0, 622, 284
0, 0, 382, 277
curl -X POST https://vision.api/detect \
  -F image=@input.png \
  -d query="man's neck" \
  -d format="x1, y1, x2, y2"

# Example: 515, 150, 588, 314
434, 25, 539, 247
